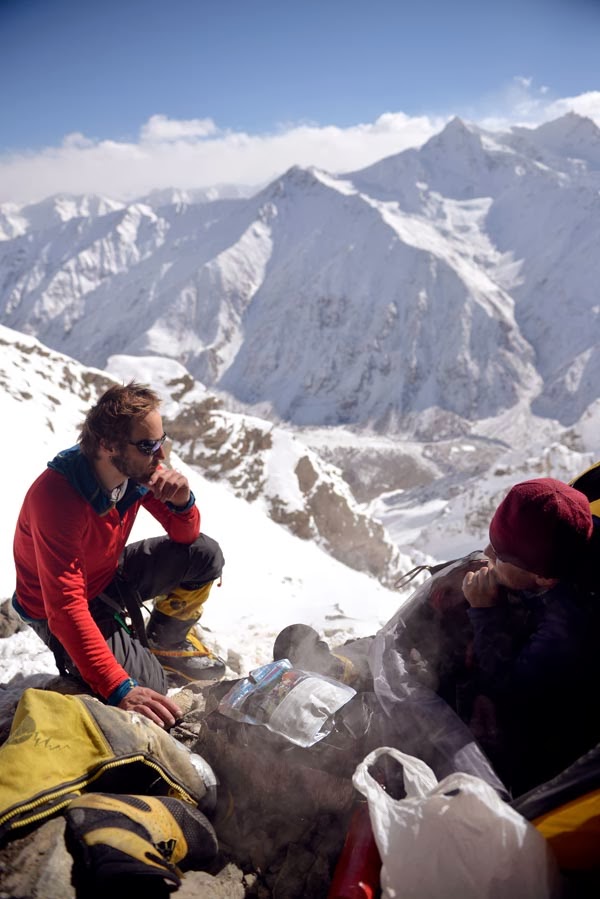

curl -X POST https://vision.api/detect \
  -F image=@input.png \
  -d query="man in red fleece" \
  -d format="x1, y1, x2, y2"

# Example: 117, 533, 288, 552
13, 382, 224, 727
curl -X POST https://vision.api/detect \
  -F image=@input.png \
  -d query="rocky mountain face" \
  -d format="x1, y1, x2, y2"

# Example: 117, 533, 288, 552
165, 397, 403, 586
106, 355, 407, 586
0, 325, 113, 442
1, 113, 599, 432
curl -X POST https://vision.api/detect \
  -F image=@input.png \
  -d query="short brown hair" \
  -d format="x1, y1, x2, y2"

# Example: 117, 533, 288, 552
79, 381, 161, 459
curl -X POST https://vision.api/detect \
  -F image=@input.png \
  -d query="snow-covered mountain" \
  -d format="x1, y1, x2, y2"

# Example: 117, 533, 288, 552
1, 113, 599, 431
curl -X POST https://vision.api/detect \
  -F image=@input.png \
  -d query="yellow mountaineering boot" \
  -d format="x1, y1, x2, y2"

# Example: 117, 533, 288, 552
65, 792, 218, 899
146, 583, 226, 682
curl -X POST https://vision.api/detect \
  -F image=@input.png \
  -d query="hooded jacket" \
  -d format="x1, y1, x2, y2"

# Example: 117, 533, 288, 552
13, 447, 200, 699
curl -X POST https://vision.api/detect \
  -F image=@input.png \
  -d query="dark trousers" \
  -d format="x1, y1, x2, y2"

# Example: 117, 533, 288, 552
113, 532, 224, 599
20, 534, 224, 696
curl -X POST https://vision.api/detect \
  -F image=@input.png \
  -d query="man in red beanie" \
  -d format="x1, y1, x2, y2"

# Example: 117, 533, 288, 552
462, 478, 599, 794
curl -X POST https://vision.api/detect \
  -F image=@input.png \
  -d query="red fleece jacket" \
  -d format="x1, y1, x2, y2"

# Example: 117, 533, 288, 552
13, 467, 200, 699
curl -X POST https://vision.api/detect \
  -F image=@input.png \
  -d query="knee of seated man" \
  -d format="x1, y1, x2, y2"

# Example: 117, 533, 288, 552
186, 534, 224, 583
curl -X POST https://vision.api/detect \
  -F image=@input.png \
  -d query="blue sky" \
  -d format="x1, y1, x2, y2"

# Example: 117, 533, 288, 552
1, 0, 599, 202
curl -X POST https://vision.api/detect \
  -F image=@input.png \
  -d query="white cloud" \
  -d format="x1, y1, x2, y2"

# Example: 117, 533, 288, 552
139, 114, 219, 142
544, 90, 600, 122
62, 132, 95, 149
514, 76, 533, 90
1, 84, 599, 205
0, 114, 444, 204
475, 79, 600, 132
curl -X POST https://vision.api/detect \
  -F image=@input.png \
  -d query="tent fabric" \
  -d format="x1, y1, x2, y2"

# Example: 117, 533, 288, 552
571, 461, 600, 517
512, 742, 600, 871
513, 743, 600, 822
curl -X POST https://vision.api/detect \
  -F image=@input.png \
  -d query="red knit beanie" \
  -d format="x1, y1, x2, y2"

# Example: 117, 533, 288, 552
489, 478, 593, 578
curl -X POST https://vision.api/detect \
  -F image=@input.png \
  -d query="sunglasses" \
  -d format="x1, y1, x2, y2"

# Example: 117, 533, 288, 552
128, 433, 168, 456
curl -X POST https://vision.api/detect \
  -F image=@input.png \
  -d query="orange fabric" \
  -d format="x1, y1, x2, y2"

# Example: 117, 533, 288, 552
535, 788, 600, 870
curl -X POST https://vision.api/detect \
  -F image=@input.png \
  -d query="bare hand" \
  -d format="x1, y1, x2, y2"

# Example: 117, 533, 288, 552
118, 685, 182, 728
462, 564, 501, 608
145, 468, 191, 507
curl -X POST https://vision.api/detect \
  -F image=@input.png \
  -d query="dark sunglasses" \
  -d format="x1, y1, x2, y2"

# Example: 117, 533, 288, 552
128, 433, 168, 456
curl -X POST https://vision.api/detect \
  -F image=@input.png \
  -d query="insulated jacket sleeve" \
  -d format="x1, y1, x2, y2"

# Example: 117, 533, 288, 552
141, 491, 200, 543
467, 591, 586, 700
25, 476, 131, 699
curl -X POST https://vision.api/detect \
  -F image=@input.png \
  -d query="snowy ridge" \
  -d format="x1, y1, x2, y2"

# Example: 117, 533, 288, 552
0, 113, 599, 431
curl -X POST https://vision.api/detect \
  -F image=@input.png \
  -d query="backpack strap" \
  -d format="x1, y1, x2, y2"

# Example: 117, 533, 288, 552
395, 559, 457, 590
97, 575, 149, 647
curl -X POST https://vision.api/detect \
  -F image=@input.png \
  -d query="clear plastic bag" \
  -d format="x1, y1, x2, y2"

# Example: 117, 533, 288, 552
368, 552, 508, 794
218, 659, 356, 747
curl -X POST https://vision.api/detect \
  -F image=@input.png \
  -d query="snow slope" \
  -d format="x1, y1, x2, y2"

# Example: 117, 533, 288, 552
1, 114, 599, 429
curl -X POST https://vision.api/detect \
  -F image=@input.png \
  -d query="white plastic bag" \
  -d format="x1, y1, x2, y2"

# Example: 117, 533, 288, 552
353, 747, 562, 899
